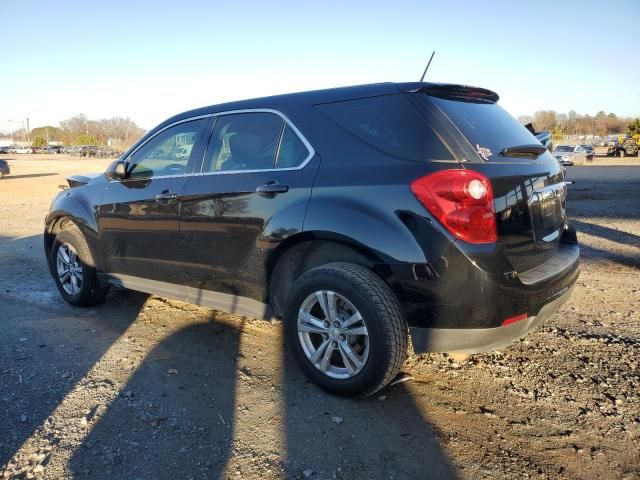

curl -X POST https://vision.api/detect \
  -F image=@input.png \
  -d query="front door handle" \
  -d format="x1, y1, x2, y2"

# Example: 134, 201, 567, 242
256, 182, 289, 197
155, 190, 178, 202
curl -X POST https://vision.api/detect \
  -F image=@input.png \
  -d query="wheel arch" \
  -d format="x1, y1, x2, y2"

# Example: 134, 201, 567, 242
44, 212, 101, 273
267, 231, 404, 319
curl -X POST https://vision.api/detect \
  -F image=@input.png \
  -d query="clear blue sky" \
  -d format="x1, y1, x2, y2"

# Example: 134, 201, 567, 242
1, 0, 638, 131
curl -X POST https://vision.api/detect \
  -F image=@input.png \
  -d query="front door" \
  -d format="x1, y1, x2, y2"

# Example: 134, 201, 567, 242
98, 117, 210, 284
179, 111, 318, 303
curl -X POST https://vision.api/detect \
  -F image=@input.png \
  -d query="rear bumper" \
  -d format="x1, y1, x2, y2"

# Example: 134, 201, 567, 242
409, 285, 574, 354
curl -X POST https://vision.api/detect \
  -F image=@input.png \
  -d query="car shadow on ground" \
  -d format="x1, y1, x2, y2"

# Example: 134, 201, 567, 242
280, 334, 458, 479
571, 219, 640, 248
0, 234, 148, 469
67, 310, 457, 479
0, 173, 58, 180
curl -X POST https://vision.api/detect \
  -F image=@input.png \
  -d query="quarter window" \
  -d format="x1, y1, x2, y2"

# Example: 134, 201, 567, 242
316, 94, 453, 162
276, 125, 309, 168
128, 118, 208, 179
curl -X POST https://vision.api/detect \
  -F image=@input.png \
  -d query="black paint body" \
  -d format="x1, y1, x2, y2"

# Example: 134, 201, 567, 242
45, 82, 579, 334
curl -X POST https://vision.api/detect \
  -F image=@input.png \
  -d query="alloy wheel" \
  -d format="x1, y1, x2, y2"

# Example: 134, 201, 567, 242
297, 290, 369, 379
56, 243, 83, 295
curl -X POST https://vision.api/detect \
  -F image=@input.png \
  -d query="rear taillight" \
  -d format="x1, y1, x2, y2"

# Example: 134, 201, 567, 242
410, 169, 497, 243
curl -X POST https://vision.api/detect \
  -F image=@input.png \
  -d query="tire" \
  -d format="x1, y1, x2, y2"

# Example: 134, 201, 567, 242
50, 225, 109, 306
284, 262, 408, 398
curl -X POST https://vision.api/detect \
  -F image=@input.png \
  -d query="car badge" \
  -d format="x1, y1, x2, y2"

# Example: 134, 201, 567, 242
476, 144, 492, 161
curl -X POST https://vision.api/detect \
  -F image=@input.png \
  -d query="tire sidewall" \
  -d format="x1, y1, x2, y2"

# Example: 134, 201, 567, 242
50, 229, 101, 305
284, 269, 392, 396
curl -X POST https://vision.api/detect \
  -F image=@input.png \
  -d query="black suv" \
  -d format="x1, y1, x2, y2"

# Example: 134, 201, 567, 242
45, 82, 579, 397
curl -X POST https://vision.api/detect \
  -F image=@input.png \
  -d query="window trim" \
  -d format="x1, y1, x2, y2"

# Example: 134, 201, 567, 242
197, 108, 315, 175
117, 109, 315, 182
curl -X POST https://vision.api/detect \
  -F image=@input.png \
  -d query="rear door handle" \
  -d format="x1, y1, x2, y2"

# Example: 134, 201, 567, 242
155, 190, 178, 202
256, 182, 289, 197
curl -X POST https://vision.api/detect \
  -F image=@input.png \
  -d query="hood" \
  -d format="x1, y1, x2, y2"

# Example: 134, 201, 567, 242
66, 172, 103, 188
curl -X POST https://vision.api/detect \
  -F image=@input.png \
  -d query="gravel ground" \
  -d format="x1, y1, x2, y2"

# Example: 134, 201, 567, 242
0, 155, 638, 480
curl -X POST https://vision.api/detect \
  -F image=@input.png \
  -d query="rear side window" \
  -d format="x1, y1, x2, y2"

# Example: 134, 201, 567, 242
425, 96, 539, 161
205, 112, 283, 172
203, 112, 311, 172
316, 94, 453, 162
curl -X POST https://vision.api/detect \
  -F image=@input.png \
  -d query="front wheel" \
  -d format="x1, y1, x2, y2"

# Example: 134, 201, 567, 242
284, 262, 408, 398
51, 226, 109, 306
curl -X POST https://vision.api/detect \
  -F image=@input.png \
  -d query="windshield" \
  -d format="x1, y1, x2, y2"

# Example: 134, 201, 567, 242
554, 146, 574, 152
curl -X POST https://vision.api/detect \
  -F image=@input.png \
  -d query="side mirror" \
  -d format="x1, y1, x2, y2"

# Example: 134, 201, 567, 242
114, 161, 127, 179
106, 160, 128, 180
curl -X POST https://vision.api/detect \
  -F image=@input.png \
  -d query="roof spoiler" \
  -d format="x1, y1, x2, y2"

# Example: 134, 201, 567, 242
403, 83, 499, 104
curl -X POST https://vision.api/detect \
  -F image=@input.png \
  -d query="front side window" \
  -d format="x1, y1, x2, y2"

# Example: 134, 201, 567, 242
128, 118, 208, 179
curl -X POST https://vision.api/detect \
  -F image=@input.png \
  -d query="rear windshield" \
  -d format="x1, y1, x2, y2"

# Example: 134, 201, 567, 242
555, 145, 574, 152
315, 94, 454, 162
423, 95, 540, 161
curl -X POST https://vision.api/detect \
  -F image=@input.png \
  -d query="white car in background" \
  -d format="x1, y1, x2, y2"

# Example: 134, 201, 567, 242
10, 146, 33, 154
552, 145, 588, 166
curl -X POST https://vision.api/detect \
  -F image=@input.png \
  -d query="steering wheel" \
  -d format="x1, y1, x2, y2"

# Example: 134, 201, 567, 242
162, 163, 186, 175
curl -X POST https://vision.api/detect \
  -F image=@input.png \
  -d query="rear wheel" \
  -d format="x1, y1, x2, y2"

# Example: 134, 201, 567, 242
51, 225, 108, 306
284, 262, 408, 398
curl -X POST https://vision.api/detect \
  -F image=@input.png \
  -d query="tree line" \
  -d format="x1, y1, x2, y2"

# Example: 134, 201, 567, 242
5, 114, 147, 149
518, 111, 640, 138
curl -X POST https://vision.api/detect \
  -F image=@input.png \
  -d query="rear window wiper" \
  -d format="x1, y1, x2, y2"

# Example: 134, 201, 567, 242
499, 144, 547, 158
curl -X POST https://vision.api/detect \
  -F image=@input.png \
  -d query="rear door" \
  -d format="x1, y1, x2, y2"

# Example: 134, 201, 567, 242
179, 110, 318, 302
415, 92, 568, 274
98, 117, 210, 283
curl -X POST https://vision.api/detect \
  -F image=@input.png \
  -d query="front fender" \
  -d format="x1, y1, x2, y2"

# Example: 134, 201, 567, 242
45, 182, 105, 270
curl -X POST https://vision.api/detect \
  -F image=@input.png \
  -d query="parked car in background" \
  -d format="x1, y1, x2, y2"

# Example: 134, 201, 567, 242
40, 146, 62, 154
552, 145, 588, 166
580, 144, 595, 161
607, 138, 638, 157
0, 146, 11, 154
0, 159, 10, 178
44, 82, 579, 397
13, 146, 33, 154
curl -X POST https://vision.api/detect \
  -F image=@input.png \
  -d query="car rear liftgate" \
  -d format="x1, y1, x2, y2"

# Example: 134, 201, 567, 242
415, 90, 571, 275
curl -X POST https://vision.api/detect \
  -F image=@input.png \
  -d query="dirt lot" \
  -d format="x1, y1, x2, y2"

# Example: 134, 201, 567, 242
0, 155, 639, 480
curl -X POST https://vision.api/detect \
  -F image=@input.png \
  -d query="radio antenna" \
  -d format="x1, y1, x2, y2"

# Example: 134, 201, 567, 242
419, 50, 436, 82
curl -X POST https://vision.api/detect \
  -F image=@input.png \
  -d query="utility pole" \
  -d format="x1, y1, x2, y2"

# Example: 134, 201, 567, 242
26, 118, 30, 143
